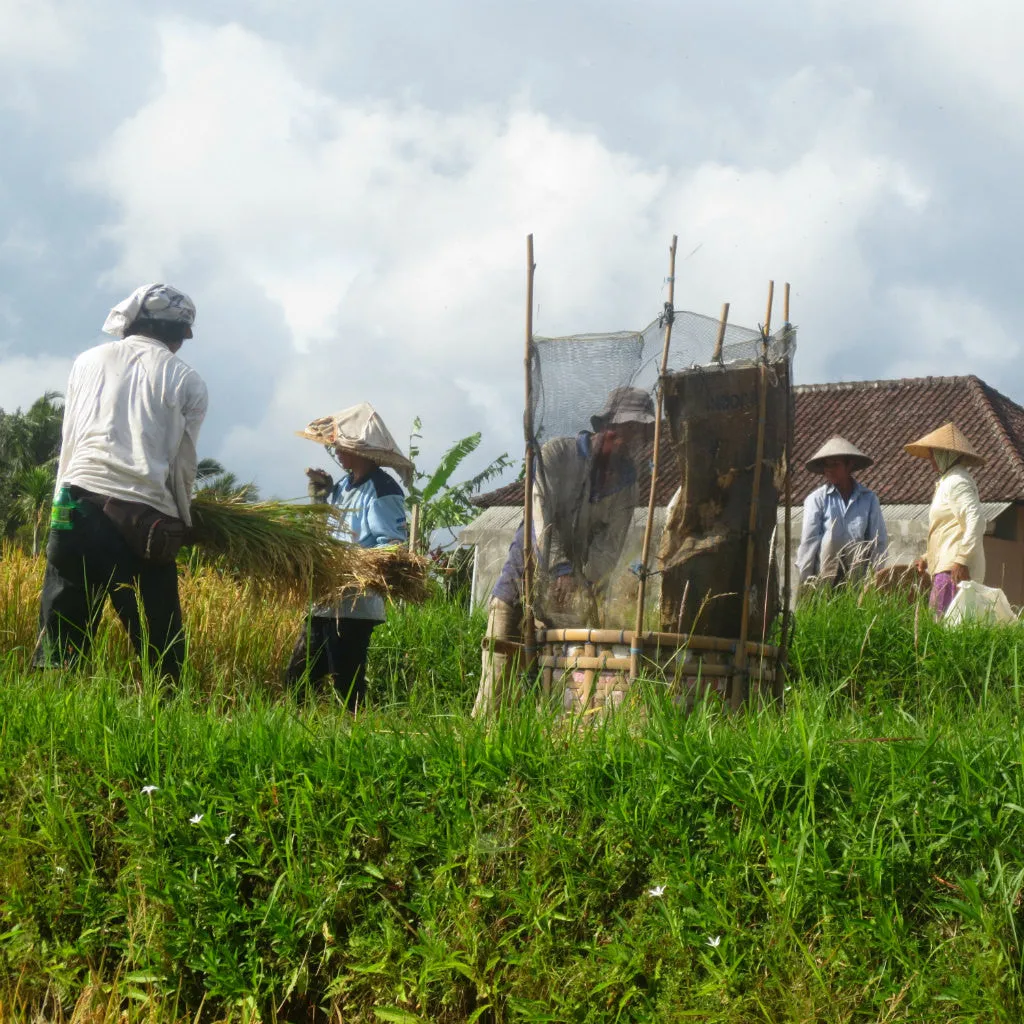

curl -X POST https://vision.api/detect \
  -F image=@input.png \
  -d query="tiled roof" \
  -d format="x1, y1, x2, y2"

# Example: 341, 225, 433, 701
474, 375, 1024, 508
792, 375, 1024, 504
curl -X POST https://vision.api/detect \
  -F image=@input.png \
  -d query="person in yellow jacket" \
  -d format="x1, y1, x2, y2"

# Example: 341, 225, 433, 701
905, 422, 986, 617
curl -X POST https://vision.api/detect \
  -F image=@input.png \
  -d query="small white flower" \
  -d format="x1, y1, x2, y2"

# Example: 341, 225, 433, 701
647, 885, 666, 898
189, 814, 204, 824
141, 785, 158, 795
706, 935, 721, 948
55, 866, 66, 876
224, 833, 236, 845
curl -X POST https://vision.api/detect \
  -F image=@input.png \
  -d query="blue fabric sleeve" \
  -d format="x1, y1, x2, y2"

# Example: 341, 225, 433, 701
365, 492, 407, 548
796, 487, 826, 582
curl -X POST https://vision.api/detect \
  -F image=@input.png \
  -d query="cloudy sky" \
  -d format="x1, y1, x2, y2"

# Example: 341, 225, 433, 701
2, 0, 1021, 498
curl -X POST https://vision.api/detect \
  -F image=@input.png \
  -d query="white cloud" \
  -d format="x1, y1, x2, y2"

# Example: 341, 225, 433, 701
883, 285, 1020, 380
845, 0, 1024, 118
0, 0, 79, 65
0, 354, 72, 413
80, 17, 930, 496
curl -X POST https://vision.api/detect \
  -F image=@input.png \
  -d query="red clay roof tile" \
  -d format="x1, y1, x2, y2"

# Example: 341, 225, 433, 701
474, 375, 1024, 508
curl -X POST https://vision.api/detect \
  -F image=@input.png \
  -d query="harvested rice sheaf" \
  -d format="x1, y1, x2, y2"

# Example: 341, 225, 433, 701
188, 494, 431, 604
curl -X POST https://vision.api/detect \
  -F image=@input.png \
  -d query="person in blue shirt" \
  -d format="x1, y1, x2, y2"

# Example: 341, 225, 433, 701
286, 402, 410, 709
796, 436, 888, 586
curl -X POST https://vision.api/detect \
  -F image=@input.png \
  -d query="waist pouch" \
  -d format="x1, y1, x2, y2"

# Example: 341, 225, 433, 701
81, 493, 187, 565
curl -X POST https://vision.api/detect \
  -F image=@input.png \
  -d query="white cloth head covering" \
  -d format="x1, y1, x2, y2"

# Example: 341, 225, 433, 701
297, 401, 415, 488
102, 283, 196, 339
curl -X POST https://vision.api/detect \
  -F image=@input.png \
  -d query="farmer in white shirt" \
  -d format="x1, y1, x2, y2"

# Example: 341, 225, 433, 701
905, 422, 986, 618
796, 436, 888, 586
33, 284, 208, 682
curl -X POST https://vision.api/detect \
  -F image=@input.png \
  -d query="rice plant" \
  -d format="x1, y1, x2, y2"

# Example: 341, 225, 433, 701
2, 547, 1024, 1021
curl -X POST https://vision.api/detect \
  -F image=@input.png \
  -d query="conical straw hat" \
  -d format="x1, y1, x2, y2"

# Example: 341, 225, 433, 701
297, 402, 415, 487
904, 422, 984, 467
805, 436, 873, 473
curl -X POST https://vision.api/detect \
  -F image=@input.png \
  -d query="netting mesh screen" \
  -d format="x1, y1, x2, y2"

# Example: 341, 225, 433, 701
529, 311, 785, 443
525, 310, 795, 633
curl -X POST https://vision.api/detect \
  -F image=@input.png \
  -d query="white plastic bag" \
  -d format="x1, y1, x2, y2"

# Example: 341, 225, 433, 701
943, 580, 1017, 626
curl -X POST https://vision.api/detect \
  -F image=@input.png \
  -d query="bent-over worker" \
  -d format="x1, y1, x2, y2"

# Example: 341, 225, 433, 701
472, 386, 655, 717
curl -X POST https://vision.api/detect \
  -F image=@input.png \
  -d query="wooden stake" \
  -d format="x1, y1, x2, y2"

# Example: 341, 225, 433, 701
522, 235, 537, 673
711, 302, 730, 363
731, 280, 774, 710
408, 502, 420, 554
631, 235, 678, 682
777, 282, 794, 702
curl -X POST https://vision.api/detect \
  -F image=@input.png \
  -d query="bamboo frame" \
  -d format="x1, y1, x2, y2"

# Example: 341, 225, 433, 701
408, 502, 420, 554
711, 303, 730, 363
777, 282, 793, 702
539, 627, 778, 658
630, 235, 678, 682
731, 281, 774, 710
522, 235, 537, 672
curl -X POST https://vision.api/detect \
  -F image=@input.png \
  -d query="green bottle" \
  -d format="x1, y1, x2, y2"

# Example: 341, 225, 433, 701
50, 486, 76, 531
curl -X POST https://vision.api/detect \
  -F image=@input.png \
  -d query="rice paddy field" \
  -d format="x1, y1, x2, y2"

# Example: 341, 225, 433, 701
2, 545, 1024, 1022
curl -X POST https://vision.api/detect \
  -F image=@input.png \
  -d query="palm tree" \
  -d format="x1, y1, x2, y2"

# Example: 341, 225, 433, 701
194, 458, 260, 501
0, 392, 63, 541
14, 465, 56, 556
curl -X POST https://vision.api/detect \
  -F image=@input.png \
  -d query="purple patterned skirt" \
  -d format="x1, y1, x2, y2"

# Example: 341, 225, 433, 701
929, 571, 957, 618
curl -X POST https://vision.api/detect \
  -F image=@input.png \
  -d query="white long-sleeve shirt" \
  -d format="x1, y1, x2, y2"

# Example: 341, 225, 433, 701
57, 334, 208, 525
926, 465, 986, 580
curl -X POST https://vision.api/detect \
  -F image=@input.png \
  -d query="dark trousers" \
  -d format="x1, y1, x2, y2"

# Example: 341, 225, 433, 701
33, 497, 185, 682
284, 615, 377, 711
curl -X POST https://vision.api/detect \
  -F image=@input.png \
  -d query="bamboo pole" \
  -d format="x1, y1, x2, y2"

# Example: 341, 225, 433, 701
630, 235, 678, 682
408, 503, 420, 554
711, 302, 730, 363
522, 235, 537, 673
731, 280, 774, 710
776, 282, 793, 702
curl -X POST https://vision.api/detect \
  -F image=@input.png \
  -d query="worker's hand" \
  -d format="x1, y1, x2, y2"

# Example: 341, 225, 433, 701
950, 562, 970, 584
914, 557, 928, 575
305, 467, 333, 499
549, 574, 578, 607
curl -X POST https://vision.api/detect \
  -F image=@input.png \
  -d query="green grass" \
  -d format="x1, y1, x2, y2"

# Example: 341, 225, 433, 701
2, 554, 1024, 1022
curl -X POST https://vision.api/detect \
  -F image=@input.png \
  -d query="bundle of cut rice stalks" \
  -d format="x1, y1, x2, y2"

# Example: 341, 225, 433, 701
188, 494, 432, 604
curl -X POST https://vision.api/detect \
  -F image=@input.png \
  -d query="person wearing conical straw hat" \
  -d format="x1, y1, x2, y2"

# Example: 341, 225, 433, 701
286, 402, 411, 710
905, 422, 985, 618
796, 436, 888, 586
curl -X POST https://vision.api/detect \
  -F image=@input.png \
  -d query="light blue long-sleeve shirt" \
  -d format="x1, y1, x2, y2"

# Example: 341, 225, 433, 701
796, 481, 888, 583
315, 466, 407, 620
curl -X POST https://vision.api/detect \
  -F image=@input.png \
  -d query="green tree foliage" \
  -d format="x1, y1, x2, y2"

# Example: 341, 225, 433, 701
194, 458, 260, 501
406, 417, 513, 554
13, 465, 57, 556
0, 392, 64, 546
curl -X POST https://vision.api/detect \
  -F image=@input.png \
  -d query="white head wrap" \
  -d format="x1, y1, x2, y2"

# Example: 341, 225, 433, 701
102, 283, 196, 339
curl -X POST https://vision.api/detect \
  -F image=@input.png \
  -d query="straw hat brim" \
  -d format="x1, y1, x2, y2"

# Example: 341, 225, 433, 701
904, 422, 985, 467
804, 436, 874, 474
805, 453, 873, 474
295, 429, 415, 486
904, 442, 985, 467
